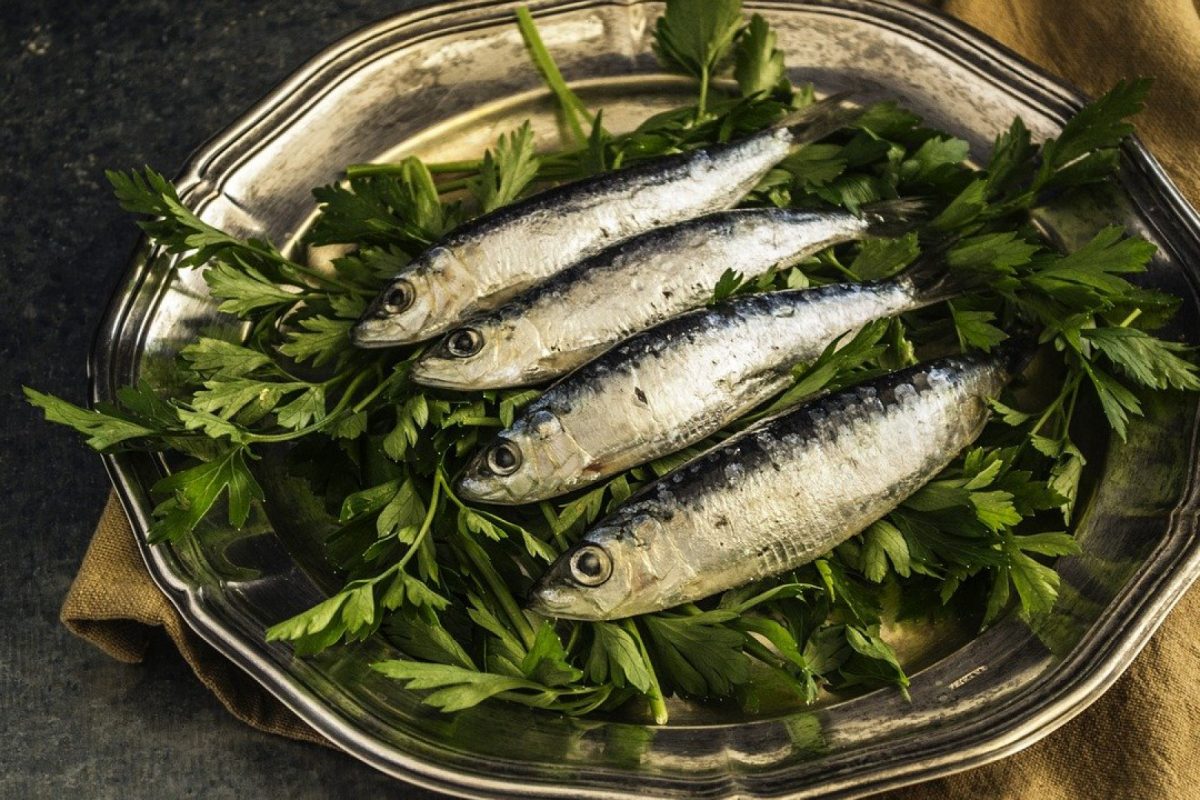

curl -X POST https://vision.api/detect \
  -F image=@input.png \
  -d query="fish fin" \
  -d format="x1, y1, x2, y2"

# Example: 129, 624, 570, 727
780, 91, 862, 146
859, 198, 936, 237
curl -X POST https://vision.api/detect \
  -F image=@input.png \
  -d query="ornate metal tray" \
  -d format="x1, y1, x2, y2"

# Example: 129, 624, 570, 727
91, 1, 1200, 797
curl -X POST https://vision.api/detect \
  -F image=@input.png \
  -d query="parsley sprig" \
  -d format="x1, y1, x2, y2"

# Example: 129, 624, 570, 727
28, 1, 1197, 723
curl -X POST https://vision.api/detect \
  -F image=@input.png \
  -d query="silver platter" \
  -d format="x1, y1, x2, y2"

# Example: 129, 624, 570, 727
91, 1, 1200, 797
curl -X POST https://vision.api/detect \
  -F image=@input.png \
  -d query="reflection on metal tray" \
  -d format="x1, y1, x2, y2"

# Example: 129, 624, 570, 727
90, 1, 1200, 797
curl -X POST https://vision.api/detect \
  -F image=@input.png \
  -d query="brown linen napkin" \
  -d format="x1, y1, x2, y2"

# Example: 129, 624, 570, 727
61, 493, 327, 747
63, 0, 1200, 795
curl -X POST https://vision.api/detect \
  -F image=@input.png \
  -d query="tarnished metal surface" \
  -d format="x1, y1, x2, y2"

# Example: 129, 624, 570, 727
90, 1, 1200, 797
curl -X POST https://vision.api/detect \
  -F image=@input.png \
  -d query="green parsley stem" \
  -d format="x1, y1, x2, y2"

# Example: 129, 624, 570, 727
564, 623, 581, 657
397, 474, 442, 572
348, 148, 573, 181
548, 685, 615, 716
334, 492, 438, 610
155, 204, 366, 295
241, 422, 326, 444
240, 368, 375, 444
1062, 375, 1083, 433
206, 230, 364, 296
445, 416, 503, 427
536, 502, 569, 550
1014, 370, 1082, 462
434, 178, 470, 195
493, 684, 608, 715
278, 260, 371, 295
697, 68, 711, 120
439, 474, 527, 535
515, 6, 591, 144
551, 526, 570, 551
819, 250, 858, 282
343, 163, 407, 178
346, 137, 614, 197
269, 360, 327, 385
1028, 378, 1073, 440
438, 471, 537, 649
742, 635, 787, 670
458, 529, 538, 651
426, 159, 485, 173
350, 367, 404, 415
335, 368, 381, 416
622, 619, 668, 724
1118, 308, 1143, 328
345, 159, 488, 178
436, 471, 555, 574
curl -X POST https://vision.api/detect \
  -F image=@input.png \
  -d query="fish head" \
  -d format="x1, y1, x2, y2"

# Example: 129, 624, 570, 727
409, 314, 546, 390
456, 408, 589, 504
352, 246, 477, 346
526, 515, 663, 621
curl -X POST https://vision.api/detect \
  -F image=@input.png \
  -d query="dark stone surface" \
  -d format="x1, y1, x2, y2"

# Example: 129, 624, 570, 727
0, 2, 446, 796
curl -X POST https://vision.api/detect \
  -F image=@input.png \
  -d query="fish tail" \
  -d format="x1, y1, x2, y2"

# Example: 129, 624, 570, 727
780, 91, 862, 146
994, 328, 1040, 375
895, 243, 971, 306
859, 198, 936, 237
896, 247, 1041, 374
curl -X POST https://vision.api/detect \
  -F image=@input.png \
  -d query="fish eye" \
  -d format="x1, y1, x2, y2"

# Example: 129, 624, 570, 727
569, 545, 612, 587
383, 280, 414, 313
485, 440, 521, 475
446, 327, 483, 358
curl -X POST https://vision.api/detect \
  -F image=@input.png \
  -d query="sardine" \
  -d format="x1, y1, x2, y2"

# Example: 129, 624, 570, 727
527, 350, 1022, 620
410, 200, 927, 390
457, 265, 963, 505
351, 94, 859, 347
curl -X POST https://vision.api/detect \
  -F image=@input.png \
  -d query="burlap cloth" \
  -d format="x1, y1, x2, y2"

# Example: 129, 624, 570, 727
62, 2, 1200, 796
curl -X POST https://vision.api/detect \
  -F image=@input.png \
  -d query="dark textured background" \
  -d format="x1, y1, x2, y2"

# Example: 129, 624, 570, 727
1, 2, 446, 796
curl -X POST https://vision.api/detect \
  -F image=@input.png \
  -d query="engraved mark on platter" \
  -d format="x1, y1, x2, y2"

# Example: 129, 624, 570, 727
948, 665, 988, 691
